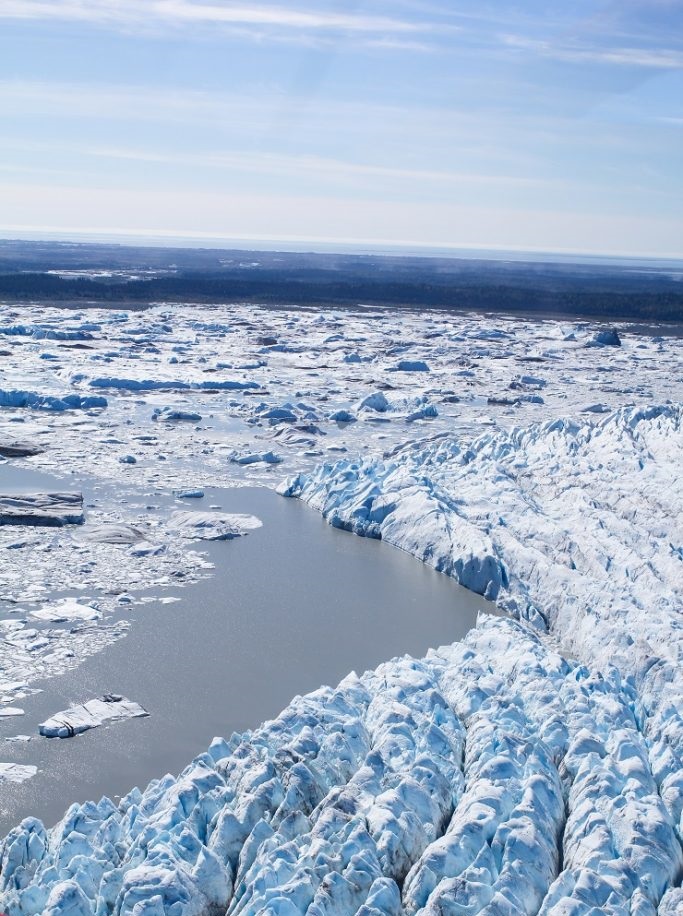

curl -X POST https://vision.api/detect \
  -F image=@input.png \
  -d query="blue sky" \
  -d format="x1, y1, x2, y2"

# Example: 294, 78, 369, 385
0, 0, 682, 256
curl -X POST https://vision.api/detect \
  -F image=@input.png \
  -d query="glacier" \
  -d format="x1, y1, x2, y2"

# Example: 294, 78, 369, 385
2, 616, 682, 914
280, 405, 683, 875
1, 300, 682, 914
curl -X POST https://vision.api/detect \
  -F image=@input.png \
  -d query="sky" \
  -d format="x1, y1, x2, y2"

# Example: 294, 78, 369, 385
0, 0, 682, 257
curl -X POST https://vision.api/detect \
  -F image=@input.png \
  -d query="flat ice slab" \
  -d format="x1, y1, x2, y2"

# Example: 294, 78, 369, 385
38, 695, 148, 739
168, 510, 262, 540
0, 492, 84, 526
0, 763, 36, 784
0, 442, 42, 457
29, 601, 101, 623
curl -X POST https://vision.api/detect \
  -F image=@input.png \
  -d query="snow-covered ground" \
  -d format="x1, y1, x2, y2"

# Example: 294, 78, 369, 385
1, 301, 682, 913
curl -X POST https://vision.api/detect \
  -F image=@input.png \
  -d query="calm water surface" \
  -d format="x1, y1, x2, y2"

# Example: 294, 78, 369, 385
0, 477, 495, 834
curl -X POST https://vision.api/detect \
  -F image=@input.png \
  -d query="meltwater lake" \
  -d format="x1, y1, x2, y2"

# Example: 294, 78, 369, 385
0, 476, 496, 835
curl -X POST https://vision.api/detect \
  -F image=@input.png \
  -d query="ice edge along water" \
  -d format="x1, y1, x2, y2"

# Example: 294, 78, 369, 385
1, 402, 682, 915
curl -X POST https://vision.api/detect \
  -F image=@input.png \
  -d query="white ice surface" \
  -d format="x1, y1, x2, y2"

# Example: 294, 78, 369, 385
29, 602, 101, 624
2, 617, 682, 915
1, 303, 682, 914
38, 696, 149, 739
167, 511, 262, 540
0, 763, 36, 785
0, 493, 84, 527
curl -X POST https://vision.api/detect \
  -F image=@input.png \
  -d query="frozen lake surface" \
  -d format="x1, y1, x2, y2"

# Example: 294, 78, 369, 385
0, 483, 493, 835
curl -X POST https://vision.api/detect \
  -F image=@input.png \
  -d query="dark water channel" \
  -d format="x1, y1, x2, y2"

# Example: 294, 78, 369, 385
0, 477, 496, 835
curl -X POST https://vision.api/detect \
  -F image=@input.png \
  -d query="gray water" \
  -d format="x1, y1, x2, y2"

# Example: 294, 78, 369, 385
0, 461, 76, 494
0, 480, 495, 835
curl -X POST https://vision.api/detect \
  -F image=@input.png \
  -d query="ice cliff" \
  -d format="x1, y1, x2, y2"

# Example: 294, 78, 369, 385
281, 405, 683, 873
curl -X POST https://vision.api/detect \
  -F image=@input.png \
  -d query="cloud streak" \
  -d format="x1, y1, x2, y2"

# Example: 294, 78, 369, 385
503, 34, 683, 70
0, 137, 548, 191
0, 0, 433, 35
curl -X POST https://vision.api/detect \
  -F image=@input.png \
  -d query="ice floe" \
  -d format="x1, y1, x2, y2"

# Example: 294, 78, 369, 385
167, 511, 262, 540
0, 763, 36, 785
38, 696, 148, 739
0, 493, 84, 527
29, 601, 101, 623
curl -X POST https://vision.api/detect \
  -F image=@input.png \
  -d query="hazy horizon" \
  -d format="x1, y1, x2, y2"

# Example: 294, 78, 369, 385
2, 230, 683, 270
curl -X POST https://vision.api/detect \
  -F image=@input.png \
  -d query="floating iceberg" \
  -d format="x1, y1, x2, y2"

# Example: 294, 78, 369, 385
0, 764, 36, 785
587, 328, 621, 347
0, 442, 43, 458
152, 408, 202, 423
0, 493, 84, 527
77, 523, 146, 545
29, 601, 100, 623
329, 409, 357, 423
38, 696, 148, 739
359, 392, 391, 412
167, 511, 262, 540
388, 360, 430, 372
0, 390, 107, 412
230, 451, 283, 465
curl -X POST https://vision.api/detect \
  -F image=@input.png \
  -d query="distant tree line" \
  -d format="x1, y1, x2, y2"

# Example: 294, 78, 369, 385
0, 270, 682, 321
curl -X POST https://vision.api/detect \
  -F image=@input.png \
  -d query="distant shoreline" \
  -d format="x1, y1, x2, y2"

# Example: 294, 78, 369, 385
1, 234, 682, 268
1, 239, 682, 323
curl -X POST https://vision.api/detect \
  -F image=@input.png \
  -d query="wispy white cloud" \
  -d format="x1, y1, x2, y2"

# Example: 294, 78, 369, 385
503, 34, 683, 69
361, 37, 435, 53
0, 0, 434, 35
0, 137, 547, 189
0, 78, 646, 179
0, 78, 582, 140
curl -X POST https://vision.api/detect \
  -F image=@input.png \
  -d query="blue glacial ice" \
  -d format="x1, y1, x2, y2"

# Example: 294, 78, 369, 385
1, 302, 682, 914
0, 390, 107, 412
281, 406, 683, 848
2, 616, 681, 915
